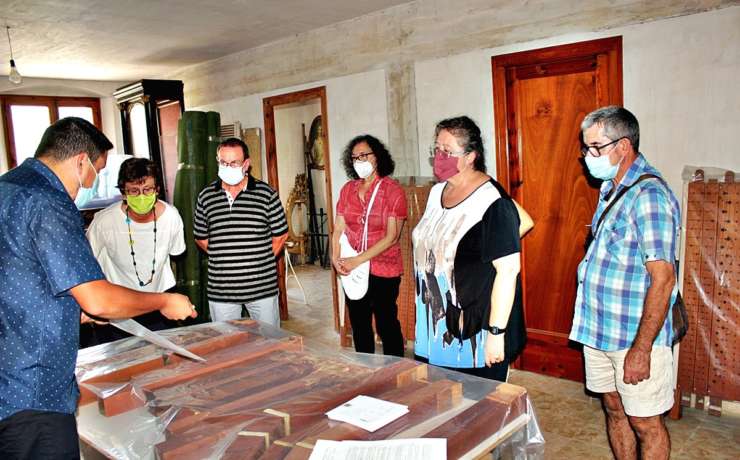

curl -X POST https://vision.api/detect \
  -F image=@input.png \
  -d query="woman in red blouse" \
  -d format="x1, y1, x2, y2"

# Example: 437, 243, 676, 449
332, 135, 407, 357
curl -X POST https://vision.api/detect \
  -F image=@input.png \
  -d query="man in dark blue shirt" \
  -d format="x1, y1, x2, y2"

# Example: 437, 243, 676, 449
0, 117, 197, 459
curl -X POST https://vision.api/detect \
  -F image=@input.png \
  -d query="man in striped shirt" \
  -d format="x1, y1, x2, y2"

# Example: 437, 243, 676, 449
570, 107, 680, 460
194, 138, 288, 327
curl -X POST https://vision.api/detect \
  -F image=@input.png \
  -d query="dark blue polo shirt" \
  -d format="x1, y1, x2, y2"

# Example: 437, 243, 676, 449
0, 158, 104, 420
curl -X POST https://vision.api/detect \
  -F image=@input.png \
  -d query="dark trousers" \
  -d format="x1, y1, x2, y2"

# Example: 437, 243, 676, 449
0, 409, 79, 459
347, 274, 405, 357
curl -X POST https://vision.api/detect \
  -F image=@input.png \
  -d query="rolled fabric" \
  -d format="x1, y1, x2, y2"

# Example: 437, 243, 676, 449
181, 111, 207, 166
205, 111, 221, 182
174, 111, 209, 316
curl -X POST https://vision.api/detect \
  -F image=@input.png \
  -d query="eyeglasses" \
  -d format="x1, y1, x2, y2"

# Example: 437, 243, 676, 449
580, 137, 626, 157
429, 146, 467, 159
351, 152, 374, 162
124, 186, 157, 196
217, 158, 245, 168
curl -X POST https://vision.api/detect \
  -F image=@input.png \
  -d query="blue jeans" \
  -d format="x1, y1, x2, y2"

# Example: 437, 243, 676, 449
208, 295, 280, 328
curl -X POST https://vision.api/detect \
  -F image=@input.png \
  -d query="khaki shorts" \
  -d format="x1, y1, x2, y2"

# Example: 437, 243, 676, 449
584, 345, 674, 417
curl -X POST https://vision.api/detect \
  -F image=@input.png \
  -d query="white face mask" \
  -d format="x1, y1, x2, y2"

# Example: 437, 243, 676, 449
353, 160, 374, 179
75, 155, 99, 208
218, 164, 245, 186
585, 154, 621, 180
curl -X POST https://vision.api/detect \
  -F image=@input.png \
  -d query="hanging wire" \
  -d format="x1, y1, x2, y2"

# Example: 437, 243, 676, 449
6, 26, 14, 60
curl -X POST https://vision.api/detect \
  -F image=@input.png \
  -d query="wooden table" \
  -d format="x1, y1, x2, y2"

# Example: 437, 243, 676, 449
76, 320, 543, 459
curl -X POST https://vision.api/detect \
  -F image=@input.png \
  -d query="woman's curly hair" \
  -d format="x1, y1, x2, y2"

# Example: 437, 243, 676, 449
341, 134, 395, 179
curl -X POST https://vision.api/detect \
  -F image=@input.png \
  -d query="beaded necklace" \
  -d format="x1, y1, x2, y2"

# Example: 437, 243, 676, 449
125, 206, 157, 287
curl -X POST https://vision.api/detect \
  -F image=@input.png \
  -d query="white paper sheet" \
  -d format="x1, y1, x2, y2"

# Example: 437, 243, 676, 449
325, 395, 409, 432
308, 438, 446, 460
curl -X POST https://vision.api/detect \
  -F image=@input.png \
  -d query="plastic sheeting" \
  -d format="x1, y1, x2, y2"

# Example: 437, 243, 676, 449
76, 320, 544, 459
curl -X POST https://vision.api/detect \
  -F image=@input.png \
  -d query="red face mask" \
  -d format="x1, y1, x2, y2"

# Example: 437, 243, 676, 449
433, 152, 460, 181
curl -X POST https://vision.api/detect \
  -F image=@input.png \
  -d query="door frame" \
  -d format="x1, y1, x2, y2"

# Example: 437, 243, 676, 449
491, 36, 623, 377
493, 36, 623, 196
262, 86, 338, 327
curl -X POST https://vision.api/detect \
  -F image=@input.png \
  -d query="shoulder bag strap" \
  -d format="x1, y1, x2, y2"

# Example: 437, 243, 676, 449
361, 178, 383, 252
594, 174, 661, 236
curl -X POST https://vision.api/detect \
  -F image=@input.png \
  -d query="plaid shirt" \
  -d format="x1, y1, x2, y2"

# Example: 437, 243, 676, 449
570, 155, 680, 351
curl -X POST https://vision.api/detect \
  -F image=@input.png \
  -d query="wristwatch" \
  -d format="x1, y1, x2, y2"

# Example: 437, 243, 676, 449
484, 325, 506, 335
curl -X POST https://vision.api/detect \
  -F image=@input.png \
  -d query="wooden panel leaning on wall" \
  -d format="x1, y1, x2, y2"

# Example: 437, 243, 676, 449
678, 169, 739, 417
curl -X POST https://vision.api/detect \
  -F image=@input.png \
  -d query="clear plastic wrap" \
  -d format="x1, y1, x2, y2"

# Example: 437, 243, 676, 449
76, 320, 545, 459
676, 166, 738, 412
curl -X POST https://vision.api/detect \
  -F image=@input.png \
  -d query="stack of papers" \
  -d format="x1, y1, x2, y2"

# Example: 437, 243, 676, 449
325, 395, 409, 432
309, 439, 447, 460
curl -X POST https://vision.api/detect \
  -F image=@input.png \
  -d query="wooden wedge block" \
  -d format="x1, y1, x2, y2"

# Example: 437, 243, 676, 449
260, 441, 295, 460
164, 357, 323, 434
282, 444, 313, 460
78, 329, 255, 405
99, 336, 302, 416
294, 379, 462, 448
423, 382, 528, 459
155, 352, 312, 411
156, 414, 285, 460
162, 353, 402, 435
264, 360, 428, 435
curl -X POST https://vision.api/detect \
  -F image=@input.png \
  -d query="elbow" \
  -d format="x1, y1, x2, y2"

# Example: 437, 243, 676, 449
79, 298, 107, 318
72, 280, 111, 318
651, 269, 676, 293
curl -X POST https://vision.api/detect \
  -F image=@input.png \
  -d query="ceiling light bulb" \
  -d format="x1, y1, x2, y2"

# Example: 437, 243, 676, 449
9, 59, 22, 85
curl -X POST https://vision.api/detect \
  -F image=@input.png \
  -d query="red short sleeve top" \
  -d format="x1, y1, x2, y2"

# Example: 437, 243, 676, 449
336, 177, 408, 277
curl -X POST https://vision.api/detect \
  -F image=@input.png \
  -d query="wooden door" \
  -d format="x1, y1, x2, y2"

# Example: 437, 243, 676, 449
492, 37, 623, 381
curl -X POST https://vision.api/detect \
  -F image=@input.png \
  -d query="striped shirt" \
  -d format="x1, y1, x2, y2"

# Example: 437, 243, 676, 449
193, 176, 288, 303
570, 154, 680, 351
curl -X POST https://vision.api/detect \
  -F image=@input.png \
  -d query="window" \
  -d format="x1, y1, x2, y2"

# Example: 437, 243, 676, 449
2, 95, 102, 168
129, 102, 151, 159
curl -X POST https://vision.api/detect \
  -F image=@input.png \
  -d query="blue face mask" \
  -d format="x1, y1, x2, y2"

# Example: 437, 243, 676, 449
585, 154, 621, 180
75, 156, 99, 208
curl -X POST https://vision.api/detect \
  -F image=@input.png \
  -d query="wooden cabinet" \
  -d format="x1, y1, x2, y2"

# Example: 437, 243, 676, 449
114, 79, 184, 202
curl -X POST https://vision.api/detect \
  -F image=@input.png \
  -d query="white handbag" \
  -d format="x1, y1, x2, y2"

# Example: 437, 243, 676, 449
339, 179, 382, 300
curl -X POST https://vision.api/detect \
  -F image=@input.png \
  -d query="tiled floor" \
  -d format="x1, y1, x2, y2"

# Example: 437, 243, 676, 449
282, 264, 740, 459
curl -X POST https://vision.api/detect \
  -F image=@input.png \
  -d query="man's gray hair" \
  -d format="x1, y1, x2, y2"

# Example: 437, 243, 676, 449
581, 106, 640, 152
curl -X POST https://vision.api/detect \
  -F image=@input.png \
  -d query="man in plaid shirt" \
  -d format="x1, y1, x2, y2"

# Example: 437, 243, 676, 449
571, 106, 680, 460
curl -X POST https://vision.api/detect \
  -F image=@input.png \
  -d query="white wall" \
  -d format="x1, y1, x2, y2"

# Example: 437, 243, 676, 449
414, 7, 740, 195
193, 69, 390, 218
182, 5, 740, 217
0, 77, 126, 174
274, 100, 321, 207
